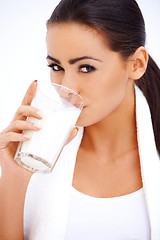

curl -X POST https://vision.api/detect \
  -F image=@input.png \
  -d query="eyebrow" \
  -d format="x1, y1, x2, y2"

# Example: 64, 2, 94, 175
69, 56, 102, 64
46, 55, 61, 64
46, 55, 102, 65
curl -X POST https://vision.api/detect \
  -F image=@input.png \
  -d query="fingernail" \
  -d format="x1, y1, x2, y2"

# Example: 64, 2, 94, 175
23, 135, 31, 139
36, 110, 44, 118
71, 127, 79, 134
32, 123, 42, 130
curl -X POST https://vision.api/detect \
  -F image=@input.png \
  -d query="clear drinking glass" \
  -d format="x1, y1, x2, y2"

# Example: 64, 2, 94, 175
14, 82, 84, 173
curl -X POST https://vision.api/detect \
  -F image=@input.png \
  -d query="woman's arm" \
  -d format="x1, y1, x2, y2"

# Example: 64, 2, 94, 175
0, 164, 32, 240
0, 80, 38, 240
0, 80, 79, 240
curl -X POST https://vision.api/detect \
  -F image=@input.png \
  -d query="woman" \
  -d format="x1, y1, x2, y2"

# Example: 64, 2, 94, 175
0, 0, 160, 239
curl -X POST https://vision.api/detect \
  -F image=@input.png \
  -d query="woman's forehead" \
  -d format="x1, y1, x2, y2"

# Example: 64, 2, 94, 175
46, 23, 110, 56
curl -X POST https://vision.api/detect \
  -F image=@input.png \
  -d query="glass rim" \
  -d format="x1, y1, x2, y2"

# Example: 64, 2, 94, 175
37, 81, 84, 109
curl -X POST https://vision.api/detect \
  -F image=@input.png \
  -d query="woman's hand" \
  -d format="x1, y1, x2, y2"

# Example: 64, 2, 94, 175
0, 80, 79, 240
0, 80, 79, 176
0, 80, 42, 176
0, 80, 40, 240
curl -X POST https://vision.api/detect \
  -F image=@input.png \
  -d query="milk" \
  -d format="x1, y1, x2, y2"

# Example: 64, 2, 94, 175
14, 82, 83, 173
16, 109, 80, 173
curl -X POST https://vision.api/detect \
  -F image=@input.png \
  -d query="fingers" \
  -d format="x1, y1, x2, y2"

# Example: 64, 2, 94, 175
0, 117, 42, 151
12, 80, 42, 122
65, 127, 79, 145
12, 105, 43, 122
0, 81, 41, 151
21, 80, 37, 106
3, 119, 42, 134
0, 132, 31, 150
0, 132, 31, 143
0, 118, 42, 150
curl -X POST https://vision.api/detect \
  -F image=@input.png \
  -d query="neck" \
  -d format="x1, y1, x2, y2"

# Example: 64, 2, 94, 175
82, 84, 137, 161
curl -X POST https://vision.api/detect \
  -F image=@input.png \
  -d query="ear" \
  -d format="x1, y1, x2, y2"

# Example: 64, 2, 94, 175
128, 46, 148, 80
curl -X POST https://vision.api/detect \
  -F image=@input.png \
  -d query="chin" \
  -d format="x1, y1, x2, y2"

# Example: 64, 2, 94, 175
75, 106, 105, 127
76, 107, 90, 127
76, 116, 98, 127
76, 116, 90, 127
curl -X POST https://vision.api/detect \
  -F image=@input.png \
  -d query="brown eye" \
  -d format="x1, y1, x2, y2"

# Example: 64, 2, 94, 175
47, 63, 64, 72
79, 64, 96, 73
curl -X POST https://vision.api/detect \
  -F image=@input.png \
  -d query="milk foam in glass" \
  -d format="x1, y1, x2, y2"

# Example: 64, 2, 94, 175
14, 82, 84, 173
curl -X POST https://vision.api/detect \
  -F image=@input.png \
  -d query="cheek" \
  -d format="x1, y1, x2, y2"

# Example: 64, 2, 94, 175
103, 70, 128, 104
91, 67, 128, 106
50, 70, 63, 85
77, 68, 129, 126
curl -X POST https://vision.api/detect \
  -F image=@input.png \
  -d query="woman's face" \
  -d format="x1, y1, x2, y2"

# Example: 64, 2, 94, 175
46, 23, 133, 127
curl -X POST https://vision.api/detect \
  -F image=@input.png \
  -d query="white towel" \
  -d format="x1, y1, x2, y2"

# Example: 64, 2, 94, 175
24, 85, 160, 240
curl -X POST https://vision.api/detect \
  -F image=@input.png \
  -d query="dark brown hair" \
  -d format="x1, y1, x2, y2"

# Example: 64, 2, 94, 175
47, 0, 160, 155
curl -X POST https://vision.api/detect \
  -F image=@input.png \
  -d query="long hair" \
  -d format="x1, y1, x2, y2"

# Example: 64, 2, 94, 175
47, 0, 160, 155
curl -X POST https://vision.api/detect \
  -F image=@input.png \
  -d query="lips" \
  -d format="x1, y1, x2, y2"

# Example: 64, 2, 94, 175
73, 104, 82, 108
73, 104, 86, 109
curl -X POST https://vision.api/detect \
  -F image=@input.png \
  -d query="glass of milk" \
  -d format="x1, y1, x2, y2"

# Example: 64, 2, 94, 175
14, 82, 84, 173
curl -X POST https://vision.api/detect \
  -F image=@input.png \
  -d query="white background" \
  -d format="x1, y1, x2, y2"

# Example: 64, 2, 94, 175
0, 0, 160, 131
0, 0, 160, 178
0, 1, 160, 176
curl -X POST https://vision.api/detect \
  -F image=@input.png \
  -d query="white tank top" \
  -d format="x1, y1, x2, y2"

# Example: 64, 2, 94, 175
64, 187, 150, 240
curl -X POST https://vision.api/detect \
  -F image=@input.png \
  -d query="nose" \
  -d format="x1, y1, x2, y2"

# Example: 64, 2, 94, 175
61, 73, 79, 95
60, 74, 82, 108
